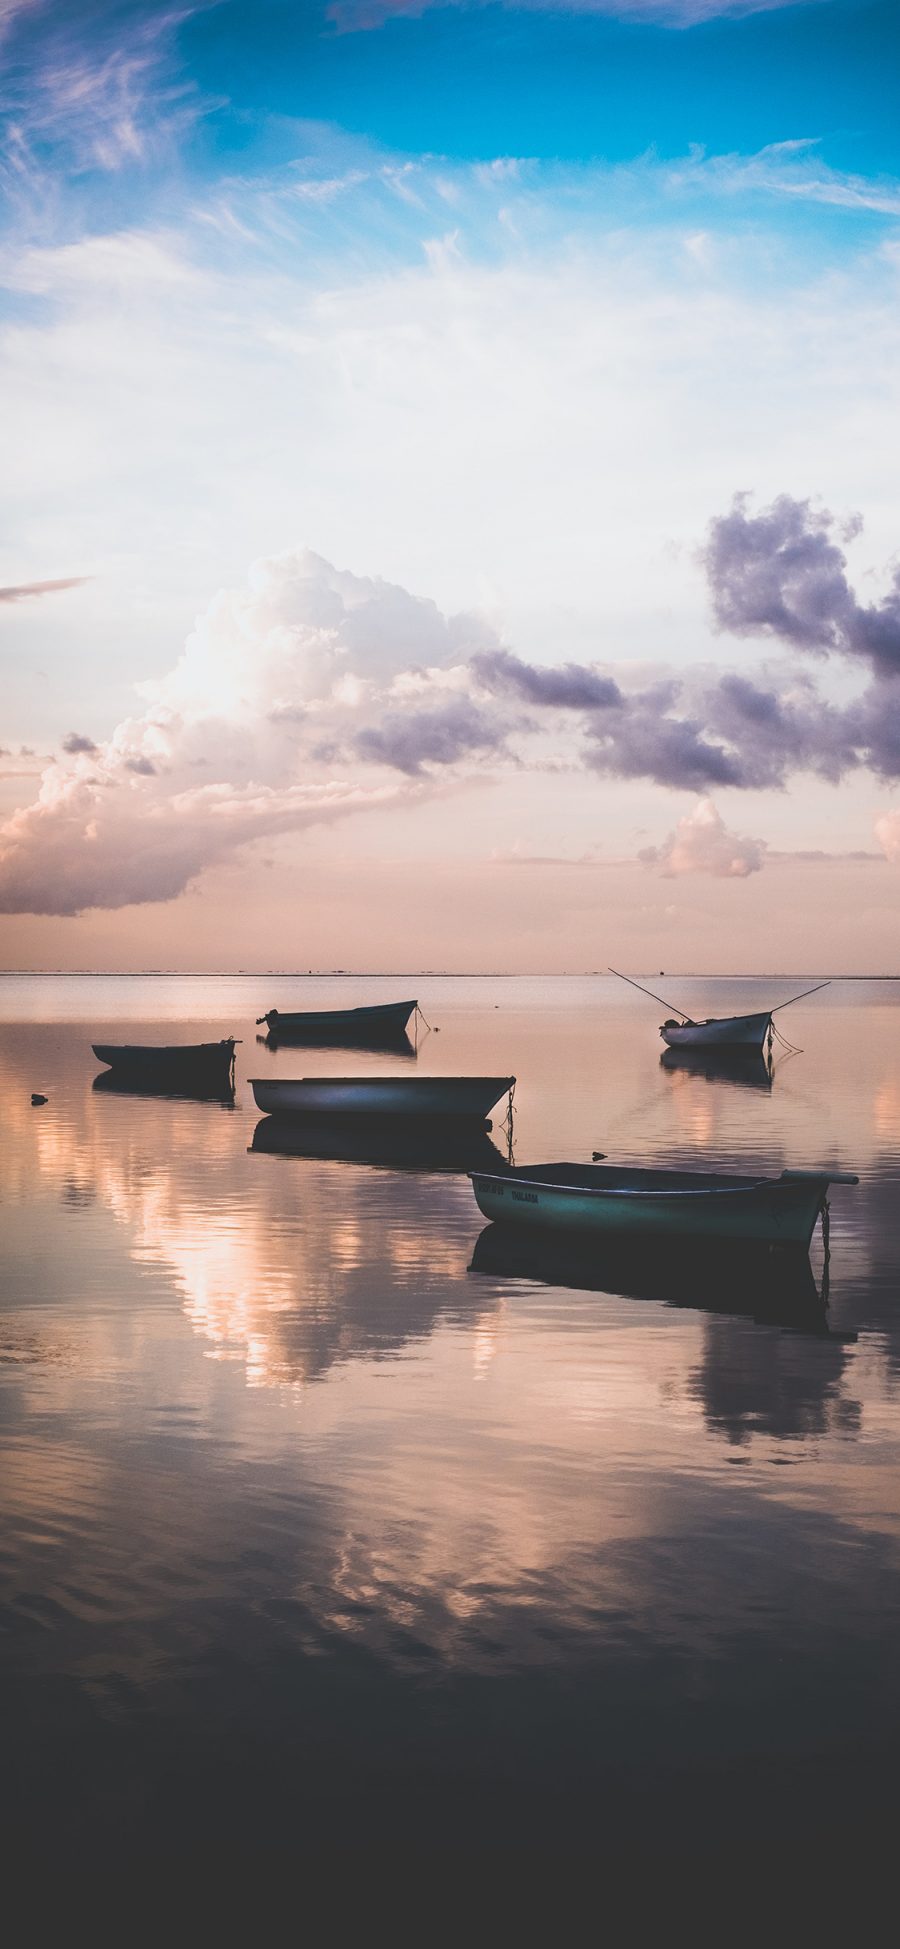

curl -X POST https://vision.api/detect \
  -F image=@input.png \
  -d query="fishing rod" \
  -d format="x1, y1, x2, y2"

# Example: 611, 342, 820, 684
607, 968, 692, 1021
770, 982, 830, 1014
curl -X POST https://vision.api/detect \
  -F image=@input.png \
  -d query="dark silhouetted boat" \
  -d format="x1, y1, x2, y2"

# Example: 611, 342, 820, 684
255, 999, 417, 1043
469, 1226, 845, 1336
92, 1038, 237, 1091
251, 1113, 510, 1173
469, 1159, 858, 1247
249, 1074, 515, 1120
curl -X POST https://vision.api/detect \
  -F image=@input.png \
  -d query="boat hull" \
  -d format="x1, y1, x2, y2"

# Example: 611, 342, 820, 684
470, 1162, 829, 1247
660, 1011, 772, 1051
249, 1075, 514, 1120
92, 1040, 236, 1085
258, 1000, 417, 1043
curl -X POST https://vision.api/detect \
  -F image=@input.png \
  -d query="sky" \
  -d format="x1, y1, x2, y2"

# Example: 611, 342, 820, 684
1, 0, 900, 971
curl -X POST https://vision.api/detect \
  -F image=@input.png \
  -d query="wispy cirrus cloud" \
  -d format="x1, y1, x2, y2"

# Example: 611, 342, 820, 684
0, 0, 204, 198
666, 139, 900, 219
0, 575, 88, 601
327, 1, 826, 32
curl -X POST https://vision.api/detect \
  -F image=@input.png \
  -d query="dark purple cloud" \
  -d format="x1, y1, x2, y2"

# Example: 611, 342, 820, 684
470, 642, 900, 791
584, 688, 743, 789
705, 494, 900, 674
355, 698, 506, 774
473, 647, 622, 711
61, 731, 98, 754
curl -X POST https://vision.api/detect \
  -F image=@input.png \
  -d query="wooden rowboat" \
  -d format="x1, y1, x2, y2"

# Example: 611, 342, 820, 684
255, 999, 417, 1043
92, 1039, 237, 1087
249, 1075, 514, 1120
660, 1010, 772, 1051
469, 1160, 858, 1247
609, 970, 830, 1052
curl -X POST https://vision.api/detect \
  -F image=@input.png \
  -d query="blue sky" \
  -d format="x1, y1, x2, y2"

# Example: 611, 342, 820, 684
2, 0, 900, 969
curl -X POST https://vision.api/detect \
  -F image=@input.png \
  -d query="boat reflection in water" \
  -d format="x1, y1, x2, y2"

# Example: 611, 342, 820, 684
259, 1028, 417, 1059
469, 1225, 849, 1337
251, 1113, 511, 1174
660, 1045, 774, 1092
92, 1069, 236, 1106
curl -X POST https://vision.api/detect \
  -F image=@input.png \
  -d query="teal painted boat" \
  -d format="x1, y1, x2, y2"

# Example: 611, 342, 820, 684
469, 1161, 858, 1247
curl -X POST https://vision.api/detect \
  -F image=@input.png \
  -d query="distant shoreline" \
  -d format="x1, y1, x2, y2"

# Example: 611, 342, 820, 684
0, 971, 897, 982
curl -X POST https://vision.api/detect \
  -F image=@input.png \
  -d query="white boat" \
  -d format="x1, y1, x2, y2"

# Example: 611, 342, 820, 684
609, 969, 829, 1052
660, 1011, 772, 1051
469, 1160, 858, 1247
249, 1075, 515, 1120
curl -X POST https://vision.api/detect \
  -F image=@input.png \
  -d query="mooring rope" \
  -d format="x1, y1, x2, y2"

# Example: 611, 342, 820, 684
415, 1003, 436, 1033
502, 1080, 516, 1163
771, 1018, 804, 1056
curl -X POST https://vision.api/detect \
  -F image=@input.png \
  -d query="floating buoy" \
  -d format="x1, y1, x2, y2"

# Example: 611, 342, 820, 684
592, 1151, 606, 1160
31, 1093, 48, 1106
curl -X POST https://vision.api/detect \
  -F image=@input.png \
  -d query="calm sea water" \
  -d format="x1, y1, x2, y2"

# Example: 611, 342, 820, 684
2, 975, 899, 1883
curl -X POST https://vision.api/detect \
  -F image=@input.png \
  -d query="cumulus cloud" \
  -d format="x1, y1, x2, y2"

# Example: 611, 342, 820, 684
874, 811, 900, 865
6, 500, 900, 916
0, 576, 88, 601
639, 798, 766, 878
0, 548, 492, 915
705, 493, 900, 674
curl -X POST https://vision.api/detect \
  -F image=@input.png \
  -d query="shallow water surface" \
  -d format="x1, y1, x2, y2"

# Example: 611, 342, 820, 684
1, 975, 899, 1872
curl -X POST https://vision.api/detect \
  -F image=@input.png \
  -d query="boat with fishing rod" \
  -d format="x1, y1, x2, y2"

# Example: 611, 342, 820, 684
468, 1159, 858, 1247
255, 999, 418, 1043
249, 1074, 515, 1121
92, 1038, 238, 1088
609, 968, 830, 1051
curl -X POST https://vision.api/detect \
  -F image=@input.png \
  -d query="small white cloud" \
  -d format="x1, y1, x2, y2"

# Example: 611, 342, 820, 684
875, 810, 900, 864
640, 798, 766, 878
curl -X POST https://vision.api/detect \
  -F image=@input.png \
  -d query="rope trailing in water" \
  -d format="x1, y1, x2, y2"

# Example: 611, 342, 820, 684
415, 1003, 436, 1033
